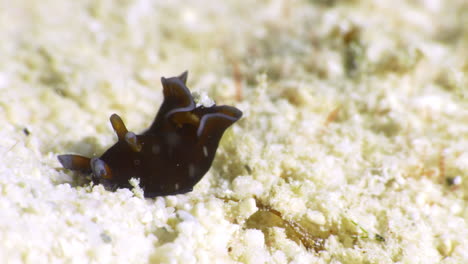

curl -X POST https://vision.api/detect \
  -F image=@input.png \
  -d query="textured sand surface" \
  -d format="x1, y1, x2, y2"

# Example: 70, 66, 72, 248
1, 0, 468, 263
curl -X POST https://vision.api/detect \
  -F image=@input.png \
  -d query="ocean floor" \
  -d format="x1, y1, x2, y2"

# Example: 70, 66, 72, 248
0, 0, 467, 263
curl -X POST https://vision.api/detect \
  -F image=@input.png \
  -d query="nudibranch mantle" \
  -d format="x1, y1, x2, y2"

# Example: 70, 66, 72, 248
58, 71, 242, 197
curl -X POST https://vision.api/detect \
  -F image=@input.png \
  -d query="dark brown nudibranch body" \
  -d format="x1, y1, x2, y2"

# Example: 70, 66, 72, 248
58, 71, 242, 197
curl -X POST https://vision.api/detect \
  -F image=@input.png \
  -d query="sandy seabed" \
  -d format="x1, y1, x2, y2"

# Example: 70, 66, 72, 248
0, 0, 468, 263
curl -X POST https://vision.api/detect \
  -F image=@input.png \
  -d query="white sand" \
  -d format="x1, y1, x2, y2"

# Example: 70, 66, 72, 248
0, 0, 467, 263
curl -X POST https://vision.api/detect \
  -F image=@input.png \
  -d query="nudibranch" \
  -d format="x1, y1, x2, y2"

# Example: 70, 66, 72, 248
58, 71, 242, 197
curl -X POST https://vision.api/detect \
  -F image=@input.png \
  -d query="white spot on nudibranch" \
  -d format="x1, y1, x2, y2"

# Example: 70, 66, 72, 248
166, 132, 180, 146
189, 164, 195, 178
152, 144, 160, 154
203, 146, 208, 157
175, 183, 179, 190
